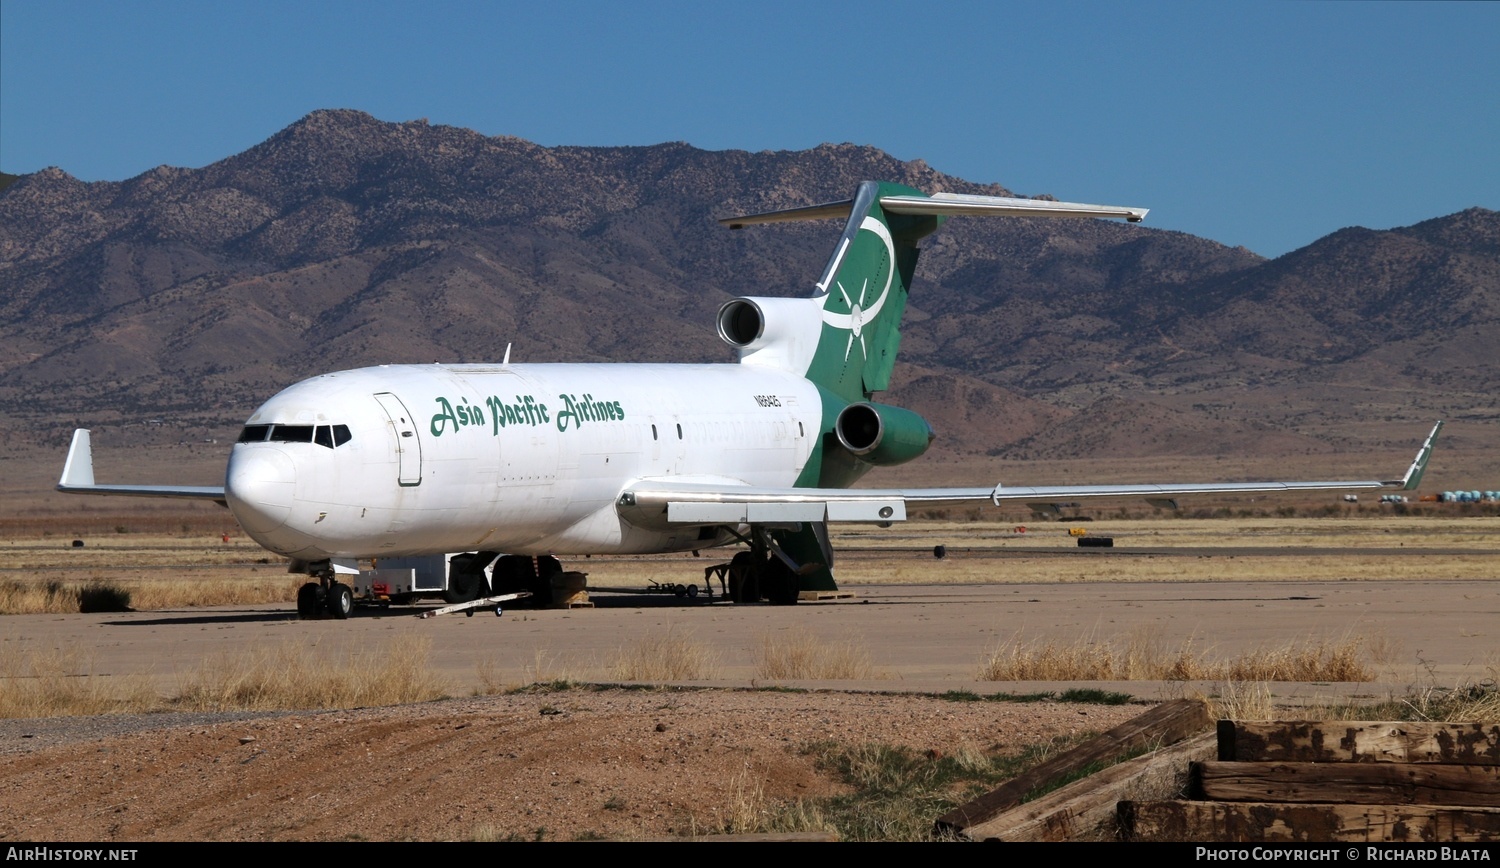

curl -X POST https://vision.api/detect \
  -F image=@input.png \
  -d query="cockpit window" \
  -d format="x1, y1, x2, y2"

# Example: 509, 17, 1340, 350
312, 425, 354, 448
269, 425, 315, 443
240, 423, 353, 448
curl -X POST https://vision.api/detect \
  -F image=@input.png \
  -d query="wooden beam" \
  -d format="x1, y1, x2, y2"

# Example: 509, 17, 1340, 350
935, 698, 1211, 835
1219, 720, 1500, 764
966, 732, 1216, 841
1195, 760, 1500, 806
1121, 800, 1500, 842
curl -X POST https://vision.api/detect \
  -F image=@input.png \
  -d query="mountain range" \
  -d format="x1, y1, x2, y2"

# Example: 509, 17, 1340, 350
1, 109, 1495, 482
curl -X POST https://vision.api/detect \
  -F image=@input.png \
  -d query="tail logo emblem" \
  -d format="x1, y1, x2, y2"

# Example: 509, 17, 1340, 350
821, 215, 895, 361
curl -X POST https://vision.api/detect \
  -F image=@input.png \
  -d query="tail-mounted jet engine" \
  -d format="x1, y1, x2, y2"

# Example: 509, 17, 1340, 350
716, 296, 823, 368
835, 402, 934, 467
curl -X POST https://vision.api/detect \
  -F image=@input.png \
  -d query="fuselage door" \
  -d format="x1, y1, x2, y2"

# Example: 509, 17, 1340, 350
373, 392, 423, 486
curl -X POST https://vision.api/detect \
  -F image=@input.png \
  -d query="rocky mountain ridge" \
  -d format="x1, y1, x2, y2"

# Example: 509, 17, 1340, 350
1, 110, 1495, 465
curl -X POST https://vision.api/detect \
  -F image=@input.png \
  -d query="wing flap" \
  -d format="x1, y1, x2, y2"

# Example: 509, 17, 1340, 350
664, 499, 906, 525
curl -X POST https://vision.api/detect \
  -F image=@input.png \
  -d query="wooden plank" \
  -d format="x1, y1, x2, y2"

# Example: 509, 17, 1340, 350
1219, 720, 1500, 764
935, 697, 1211, 834
797, 590, 855, 601
1195, 760, 1500, 806
1121, 800, 1500, 842
966, 732, 1217, 842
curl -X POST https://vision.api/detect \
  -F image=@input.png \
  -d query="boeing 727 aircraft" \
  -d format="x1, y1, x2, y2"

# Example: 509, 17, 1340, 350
58, 181, 1442, 618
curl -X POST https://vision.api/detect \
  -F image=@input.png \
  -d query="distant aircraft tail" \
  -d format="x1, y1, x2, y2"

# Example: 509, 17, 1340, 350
718, 181, 1147, 403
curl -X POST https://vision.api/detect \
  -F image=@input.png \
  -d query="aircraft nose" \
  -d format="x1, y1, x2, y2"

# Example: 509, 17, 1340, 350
225, 447, 296, 535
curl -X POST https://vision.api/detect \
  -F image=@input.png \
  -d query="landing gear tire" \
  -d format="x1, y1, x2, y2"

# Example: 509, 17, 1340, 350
443, 570, 486, 605
296, 582, 323, 619
728, 551, 759, 603
764, 558, 801, 606
326, 582, 354, 619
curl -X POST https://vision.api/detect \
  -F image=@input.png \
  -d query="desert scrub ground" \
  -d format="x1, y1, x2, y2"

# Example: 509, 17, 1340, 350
1, 515, 1496, 615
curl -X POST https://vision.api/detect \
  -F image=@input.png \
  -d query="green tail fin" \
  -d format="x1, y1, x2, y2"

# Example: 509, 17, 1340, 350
718, 182, 1148, 403
804, 181, 941, 402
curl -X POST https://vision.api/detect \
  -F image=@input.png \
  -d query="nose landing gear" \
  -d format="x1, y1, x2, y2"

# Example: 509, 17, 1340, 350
296, 567, 354, 620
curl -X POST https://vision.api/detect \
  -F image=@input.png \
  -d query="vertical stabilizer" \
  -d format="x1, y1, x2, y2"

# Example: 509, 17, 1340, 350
802, 182, 941, 402
719, 183, 1148, 402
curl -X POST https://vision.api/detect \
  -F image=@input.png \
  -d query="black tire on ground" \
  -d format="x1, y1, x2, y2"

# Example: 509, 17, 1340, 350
728, 551, 759, 603
326, 582, 354, 619
764, 558, 800, 606
296, 582, 322, 619
443, 569, 486, 604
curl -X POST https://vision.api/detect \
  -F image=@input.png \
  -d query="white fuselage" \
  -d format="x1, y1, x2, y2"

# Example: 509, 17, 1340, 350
224, 363, 824, 561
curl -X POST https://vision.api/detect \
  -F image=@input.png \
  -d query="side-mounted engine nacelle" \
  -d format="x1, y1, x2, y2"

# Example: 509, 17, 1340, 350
717, 296, 824, 371
835, 402, 935, 467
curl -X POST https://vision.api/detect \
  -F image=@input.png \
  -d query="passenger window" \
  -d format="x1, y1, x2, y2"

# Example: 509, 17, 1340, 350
237, 425, 271, 443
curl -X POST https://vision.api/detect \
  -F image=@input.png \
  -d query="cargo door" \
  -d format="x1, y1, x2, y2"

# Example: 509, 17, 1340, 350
373, 392, 423, 486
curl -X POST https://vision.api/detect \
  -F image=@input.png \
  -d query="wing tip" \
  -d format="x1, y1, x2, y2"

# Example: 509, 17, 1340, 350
59, 428, 95, 489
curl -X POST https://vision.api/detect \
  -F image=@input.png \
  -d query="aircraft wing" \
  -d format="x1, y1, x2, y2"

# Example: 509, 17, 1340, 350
56, 429, 227, 503
620, 422, 1441, 526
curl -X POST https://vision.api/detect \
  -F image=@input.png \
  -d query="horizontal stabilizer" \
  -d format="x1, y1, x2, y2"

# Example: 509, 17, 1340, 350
720, 199, 855, 228
720, 189, 1147, 228
884, 192, 1147, 223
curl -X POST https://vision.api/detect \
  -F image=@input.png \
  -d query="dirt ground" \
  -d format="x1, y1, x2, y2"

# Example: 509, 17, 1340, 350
3, 513, 1496, 842
0, 688, 1139, 842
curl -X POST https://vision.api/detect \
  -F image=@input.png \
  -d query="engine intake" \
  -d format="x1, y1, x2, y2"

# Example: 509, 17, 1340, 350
717, 298, 765, 348
835, 402, 934, 467
716, 296, 825, 372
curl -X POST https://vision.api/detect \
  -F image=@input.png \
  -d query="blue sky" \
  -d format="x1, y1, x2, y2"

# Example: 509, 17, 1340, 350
2, 1, 1495, 258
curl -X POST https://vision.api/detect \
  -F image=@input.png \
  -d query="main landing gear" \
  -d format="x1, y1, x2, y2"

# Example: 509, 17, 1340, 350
724, 550, 802, 605
297, 566, 355, 620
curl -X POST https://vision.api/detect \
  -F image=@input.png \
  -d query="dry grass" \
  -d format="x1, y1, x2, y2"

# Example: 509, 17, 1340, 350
474, 649, 589, 695
1218, 637, 1372, 682
0, 635, 449, 717
0, 579, 100, 615
1397, 680, 1500, 723
174, 634, 448, 711
756, 628, 876, 681
0, 646, 161, 718
0, 574, 298, 614
609, 626, 720, 682
980, 628, 1375, 682
1207, 681, 1276, 721
0, 537, 271, 570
